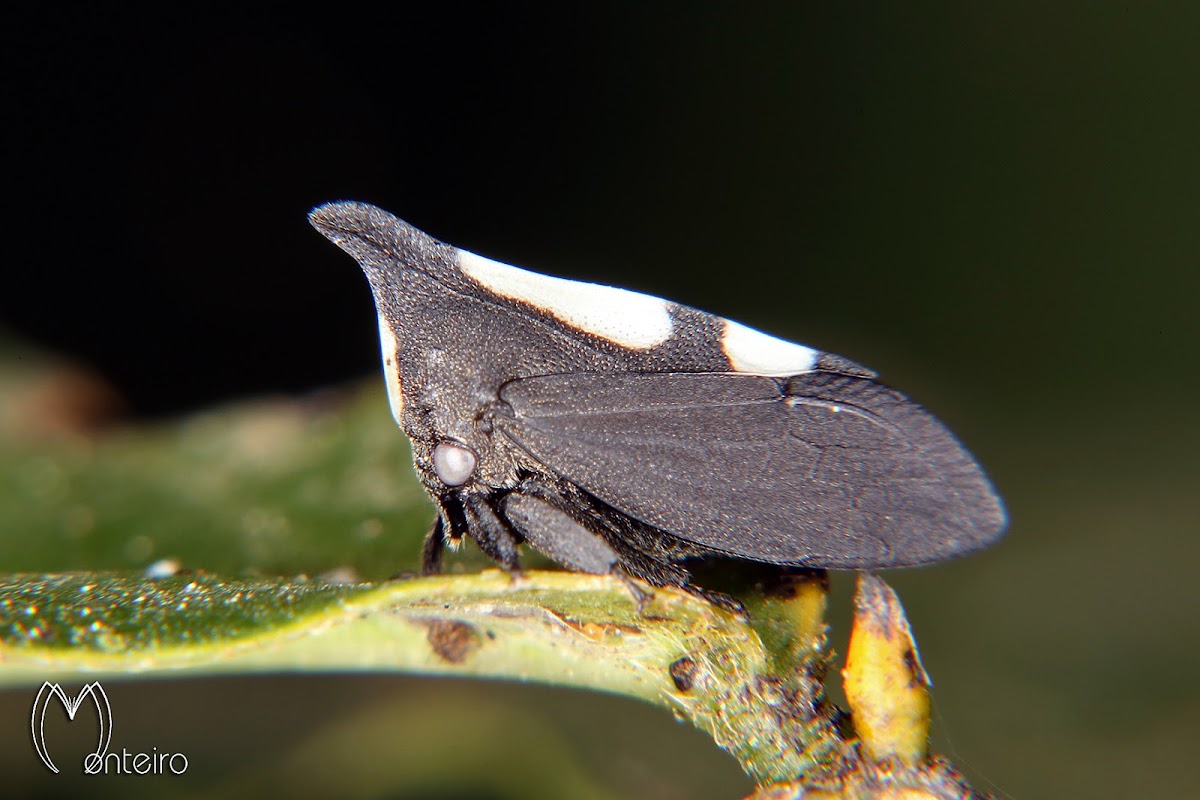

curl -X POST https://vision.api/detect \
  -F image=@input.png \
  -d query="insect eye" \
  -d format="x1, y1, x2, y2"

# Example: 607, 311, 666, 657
433, 441, 477, 487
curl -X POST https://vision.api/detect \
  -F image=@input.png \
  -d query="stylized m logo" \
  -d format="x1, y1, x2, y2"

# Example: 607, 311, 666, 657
30, 681, 112, 774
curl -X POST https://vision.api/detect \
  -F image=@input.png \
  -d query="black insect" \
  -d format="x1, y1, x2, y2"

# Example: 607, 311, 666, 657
310, 202, 1006, 606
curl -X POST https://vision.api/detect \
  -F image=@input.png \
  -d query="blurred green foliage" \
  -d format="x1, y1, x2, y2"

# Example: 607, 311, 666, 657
0, 346, 436, 579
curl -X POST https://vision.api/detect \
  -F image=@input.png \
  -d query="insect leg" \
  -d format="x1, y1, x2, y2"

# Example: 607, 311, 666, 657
502, 481, 660, 609
613, 568, 655, 612
498, 476, 726, 609
502, 491, 621, 576
462, 494, 523, 571
420, 515, 445, 576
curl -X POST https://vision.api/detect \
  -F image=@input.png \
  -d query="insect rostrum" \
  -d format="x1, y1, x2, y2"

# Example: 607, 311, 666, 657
310, 202, 1006, 605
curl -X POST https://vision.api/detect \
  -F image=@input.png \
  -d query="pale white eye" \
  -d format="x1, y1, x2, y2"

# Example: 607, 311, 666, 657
433, 442, 477, 487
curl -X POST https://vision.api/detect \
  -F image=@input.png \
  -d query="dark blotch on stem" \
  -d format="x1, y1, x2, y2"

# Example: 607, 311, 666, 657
424, 619, 480, 664
670, 656, 698, 692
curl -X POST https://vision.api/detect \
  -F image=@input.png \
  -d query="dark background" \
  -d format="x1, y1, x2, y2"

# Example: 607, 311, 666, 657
3, 3, 1198, 799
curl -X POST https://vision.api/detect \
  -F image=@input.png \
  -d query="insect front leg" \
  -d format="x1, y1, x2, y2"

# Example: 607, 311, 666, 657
420, 515, 446, 576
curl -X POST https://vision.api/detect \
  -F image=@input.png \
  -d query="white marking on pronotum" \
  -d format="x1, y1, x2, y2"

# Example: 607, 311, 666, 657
458, 250, 673, 349
721, 319, 818, 375
377, 314, 404, 424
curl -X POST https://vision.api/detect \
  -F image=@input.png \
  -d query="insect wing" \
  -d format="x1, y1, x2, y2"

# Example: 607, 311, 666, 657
496, 371, 1005, 568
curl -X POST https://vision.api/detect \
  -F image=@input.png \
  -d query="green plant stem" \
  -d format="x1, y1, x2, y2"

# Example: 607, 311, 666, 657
0, 569, 843, 785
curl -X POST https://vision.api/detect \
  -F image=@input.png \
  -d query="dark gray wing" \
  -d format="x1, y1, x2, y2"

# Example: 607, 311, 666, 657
496, 372, 1006, 568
